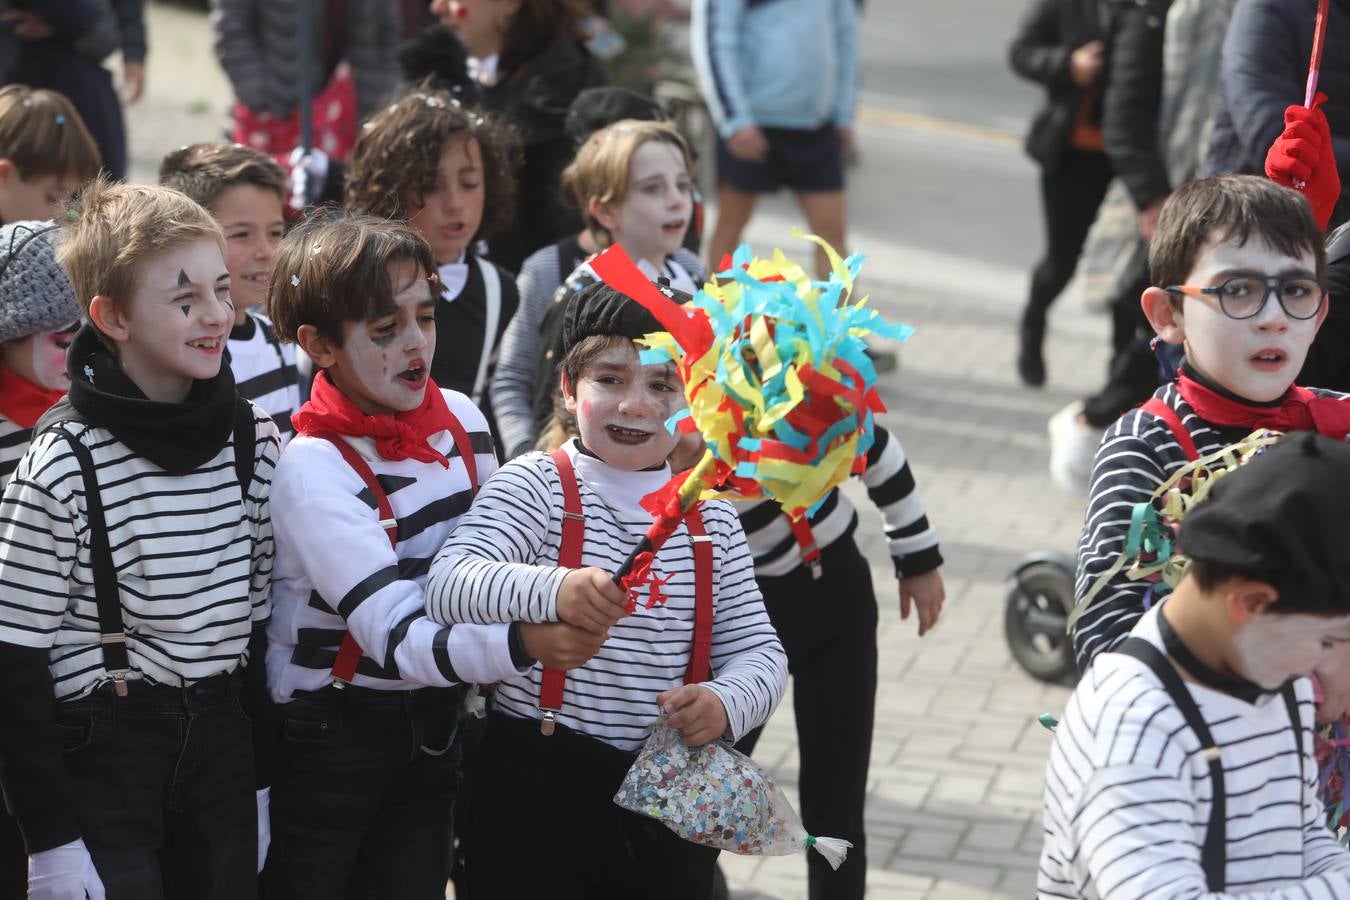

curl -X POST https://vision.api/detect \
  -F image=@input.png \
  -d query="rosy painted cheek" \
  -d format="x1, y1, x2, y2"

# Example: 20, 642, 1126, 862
581, 399, 592, 420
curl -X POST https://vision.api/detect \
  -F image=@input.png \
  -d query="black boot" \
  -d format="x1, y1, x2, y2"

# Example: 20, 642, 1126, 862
1017, 322, 1046, 387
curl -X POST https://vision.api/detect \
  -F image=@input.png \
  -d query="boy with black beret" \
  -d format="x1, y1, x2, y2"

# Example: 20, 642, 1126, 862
1042, 432, 1350, 897
425, 280, 787, 899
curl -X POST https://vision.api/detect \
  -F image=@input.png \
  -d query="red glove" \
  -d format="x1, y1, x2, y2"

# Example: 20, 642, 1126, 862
1266, 91, 1341, 230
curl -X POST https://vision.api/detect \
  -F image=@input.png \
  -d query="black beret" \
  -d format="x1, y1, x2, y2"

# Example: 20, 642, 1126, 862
1179, 431, 1350, 611
561, 279, 691, 355
565, 87, 666, 145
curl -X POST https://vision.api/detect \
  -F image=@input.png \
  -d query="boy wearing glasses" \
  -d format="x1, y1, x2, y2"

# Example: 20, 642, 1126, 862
1072, 175, 1350, 672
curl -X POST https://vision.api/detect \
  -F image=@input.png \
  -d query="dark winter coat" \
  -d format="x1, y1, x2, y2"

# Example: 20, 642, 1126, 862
1009, 0, 1111, 172
479, 33, 608, 274
1102, 0, 1172, 210
211, 0, 400, 121
1205, 0, 1350, 178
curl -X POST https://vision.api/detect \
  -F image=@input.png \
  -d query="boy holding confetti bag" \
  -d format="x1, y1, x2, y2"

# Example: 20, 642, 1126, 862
424, 279, 788, 898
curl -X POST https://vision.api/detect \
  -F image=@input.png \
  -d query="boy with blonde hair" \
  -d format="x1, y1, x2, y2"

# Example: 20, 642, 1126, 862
160, 142, 300, 442
0, 178, 279, 899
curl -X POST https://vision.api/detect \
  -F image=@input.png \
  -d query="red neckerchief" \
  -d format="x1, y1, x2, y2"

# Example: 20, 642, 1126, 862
0, 362, 65, 428
291, 371, 455, 467
1176, 371, 1350, 440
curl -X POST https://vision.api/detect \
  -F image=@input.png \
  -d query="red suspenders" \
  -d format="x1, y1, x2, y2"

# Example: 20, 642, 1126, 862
311, 416, 479, 687
786, 513, 824, 579
539, 448, 713, 736
1141, 396, 1200, 462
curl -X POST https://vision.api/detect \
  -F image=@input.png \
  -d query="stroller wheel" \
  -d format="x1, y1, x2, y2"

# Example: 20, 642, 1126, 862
1005, 556, 1078, 684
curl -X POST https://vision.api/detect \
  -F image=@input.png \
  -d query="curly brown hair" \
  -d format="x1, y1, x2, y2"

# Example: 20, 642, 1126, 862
344, 85, 521, 241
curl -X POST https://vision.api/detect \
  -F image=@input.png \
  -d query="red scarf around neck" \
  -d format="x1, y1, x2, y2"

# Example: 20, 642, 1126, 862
0, 362, 65, 428
1177, 371, 1350, 440
291, 371, 456, 466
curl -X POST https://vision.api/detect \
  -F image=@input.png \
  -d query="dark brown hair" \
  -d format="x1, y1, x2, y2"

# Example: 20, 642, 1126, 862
500, 0, 591, 74
266, 215, 440, 347
1150, 175, 1328, 291
158, 143, 287, 211
0, 85, 101, 182
344, 85, 520, 240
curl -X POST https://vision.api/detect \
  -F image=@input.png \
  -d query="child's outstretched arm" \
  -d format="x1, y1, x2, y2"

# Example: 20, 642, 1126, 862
697, 505, 789, 742
861, 426, 945, 635
273, 442, 524, 689
426, 458, 597, 627
1071, 411, 1170, 671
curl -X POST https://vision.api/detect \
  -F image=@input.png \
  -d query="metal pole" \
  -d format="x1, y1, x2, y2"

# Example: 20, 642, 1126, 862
297, 0, 314, 153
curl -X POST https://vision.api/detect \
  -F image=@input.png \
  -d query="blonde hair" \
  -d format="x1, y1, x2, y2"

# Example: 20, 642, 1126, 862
0, 85, 101, 183
561, 119, 693, 246
59, 177, 225, 345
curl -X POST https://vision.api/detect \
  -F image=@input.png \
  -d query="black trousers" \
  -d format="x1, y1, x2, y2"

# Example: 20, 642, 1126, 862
736, 537, 879, 900
58, 672, 258, 900
464, 712, 719, 899
262, 684, 463, 900
1020, 148, 1114, 341
1082, 265, 1161, 428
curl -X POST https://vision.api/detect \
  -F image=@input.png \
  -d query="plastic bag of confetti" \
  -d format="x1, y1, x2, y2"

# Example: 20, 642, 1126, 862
613, 715, 852, 869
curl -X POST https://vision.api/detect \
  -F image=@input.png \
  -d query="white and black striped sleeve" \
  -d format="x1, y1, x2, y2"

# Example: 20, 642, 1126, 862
861, 425, 942, 578
1071, 411, 1170, 672
424, 459, 570, 626
0, 433, 83, 649
697, 503, 788, 740
273, 440, 520, 687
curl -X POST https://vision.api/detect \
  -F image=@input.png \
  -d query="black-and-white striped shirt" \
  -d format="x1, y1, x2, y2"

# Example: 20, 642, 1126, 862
424, 439, 788, 751
229, 311, 301, 443
0, 413, 28, 491
0, 406, 279, 699
1072, 382, 1350, 671
735, 424, 941, 579
1039, 604, 1350, 898
266, 389, 525, 701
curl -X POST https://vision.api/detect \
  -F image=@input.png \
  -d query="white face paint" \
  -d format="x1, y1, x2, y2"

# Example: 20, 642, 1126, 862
326, 261, 437, 415
1176, 234, 1324, 402
2, 326, 75, 391
564, 340, 684, 471
605, 141, 693, 270
1232, 612, 1350, 689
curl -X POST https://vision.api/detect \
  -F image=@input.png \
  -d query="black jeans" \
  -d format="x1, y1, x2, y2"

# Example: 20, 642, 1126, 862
1020, 149, 1114, 343
465, 712, 720, 899
262, 684, 463, 900
736, 537, 879, 900
59, 672, 258, 900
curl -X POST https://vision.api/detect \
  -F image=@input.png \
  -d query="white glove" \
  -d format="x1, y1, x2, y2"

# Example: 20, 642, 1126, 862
256, 787, 271, 874
286, 146, 330, 210
28, 838, 106, 900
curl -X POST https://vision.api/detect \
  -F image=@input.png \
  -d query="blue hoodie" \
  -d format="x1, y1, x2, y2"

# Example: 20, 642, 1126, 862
691, 0, 860, 139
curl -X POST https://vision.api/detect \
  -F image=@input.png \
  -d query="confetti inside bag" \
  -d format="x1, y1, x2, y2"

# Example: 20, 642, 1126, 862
613, 715, 852, 869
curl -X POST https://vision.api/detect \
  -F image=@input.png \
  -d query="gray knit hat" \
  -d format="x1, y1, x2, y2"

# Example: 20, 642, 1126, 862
0, 220, 80, 345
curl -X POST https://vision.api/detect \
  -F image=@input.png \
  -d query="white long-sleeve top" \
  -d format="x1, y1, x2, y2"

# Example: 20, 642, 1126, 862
424, 439, 788, 751
266, 389, 527, 702
1039, 604, 1350, 898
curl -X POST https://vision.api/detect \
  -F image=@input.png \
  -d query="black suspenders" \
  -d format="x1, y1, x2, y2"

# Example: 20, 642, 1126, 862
1115, 637, 1305, 892
48, 398, 257, 695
